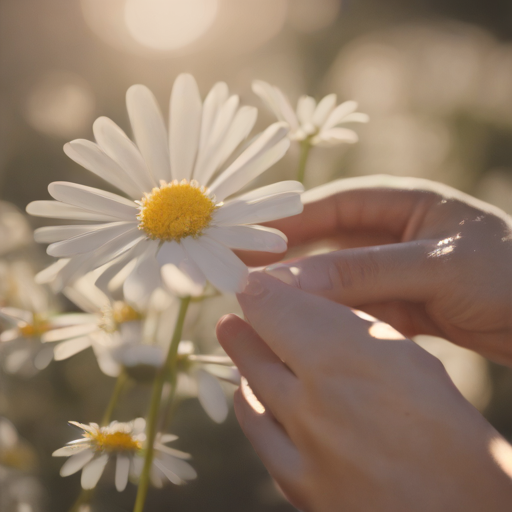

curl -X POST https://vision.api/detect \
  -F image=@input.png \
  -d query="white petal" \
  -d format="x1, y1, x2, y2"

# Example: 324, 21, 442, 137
196, 368, 229, 423
193, 95, 239, 184
313, 127, 359, 147
198, 82, 229, 155
81, 454, 109, 489
64, 140, 141, 199
0, 329, 21, 343
311, 93, 337, 127
34, 346, 56, 370
4, 348, 32, 374
54, 336, 93, 360
195, 106, 257, 186
27, 201, 120, 222
296, 95, 316, 125
123, 245, 161, 307
341, 112, 369, 123
213, 192, 303, 226
159, 434, 179, 444
188, 354, 232, 365
202, 364, 241, 385
209, 123, 290, 201
235, 180, 304, 202
130, 455, 144, 480
60, 449, 94, 477
272, 86, 299, 130
161, 264, 204, 297
0, 307, 31, 325
155, 444, 191, 460
42, 323, 98, 343
48, 182, 138, 220
156, 455, 197, 481
169, 74, 202, 182
93, 116, 155, 192
177, 258, 206, 290
47, 222, 137, 257
115, 455, 131, 492
252, 80, 298, 129
34, 225, 109, 244
94, 344, 122, 378
53, 444, 91, 457
152, 459, 184, 487
49, 314, 97, 327
206, 225, 287, 253
156, 241, 185, 267
85, 229, 146, 271
321, 100, 358, 130
126, 85, 171, 183
182, 236, 248, 293
93, 251, 138, 298
116, 345, 164, 367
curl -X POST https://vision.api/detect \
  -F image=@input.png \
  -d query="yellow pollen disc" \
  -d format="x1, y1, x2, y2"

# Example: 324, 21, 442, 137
19, 315, 49, 338
100, 302, 141, 333
87, 431, 142, 453
138, 180, 216, 242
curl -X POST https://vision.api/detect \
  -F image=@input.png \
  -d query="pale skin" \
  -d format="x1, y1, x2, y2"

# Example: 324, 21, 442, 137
216, 176, 512, 512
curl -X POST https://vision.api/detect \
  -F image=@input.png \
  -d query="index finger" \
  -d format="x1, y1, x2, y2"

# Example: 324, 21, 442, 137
236, 271, 372, 376
237, 178, 442, 267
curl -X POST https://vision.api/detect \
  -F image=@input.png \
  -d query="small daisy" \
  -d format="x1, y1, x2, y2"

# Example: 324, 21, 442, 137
0, 307, 57, 376
252, 80, 369, 146
41, 274, 179, 377
115, 340, 239, 424
28, 74, 304, 294
53, 419, 196, 491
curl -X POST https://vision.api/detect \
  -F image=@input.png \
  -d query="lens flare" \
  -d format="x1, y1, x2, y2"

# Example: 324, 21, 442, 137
124, 0, 218, 51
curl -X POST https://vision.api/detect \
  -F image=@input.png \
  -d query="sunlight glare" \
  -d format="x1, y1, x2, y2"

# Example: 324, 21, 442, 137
124, 0, 218, 51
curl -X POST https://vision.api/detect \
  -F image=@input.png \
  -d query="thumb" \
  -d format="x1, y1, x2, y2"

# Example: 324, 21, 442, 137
263, 241, 440, 307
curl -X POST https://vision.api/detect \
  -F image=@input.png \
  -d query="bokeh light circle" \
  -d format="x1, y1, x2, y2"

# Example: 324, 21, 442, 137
124, 0, 218, 51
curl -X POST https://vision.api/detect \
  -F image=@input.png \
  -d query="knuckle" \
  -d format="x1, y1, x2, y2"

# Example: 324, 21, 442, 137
331, 251, 380, 291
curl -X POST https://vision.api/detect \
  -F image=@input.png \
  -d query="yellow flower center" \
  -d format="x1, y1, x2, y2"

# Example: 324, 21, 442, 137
19, 314, 49, 338
100, 302, 141, 334
138, 180, 216, 242
86, 430, 142, 453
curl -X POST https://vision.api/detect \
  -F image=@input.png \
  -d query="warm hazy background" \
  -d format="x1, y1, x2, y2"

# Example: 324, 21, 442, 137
1, 1, 512, 511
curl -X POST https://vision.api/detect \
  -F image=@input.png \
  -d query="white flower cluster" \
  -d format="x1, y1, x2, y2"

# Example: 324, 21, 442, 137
0, 73, 365, 507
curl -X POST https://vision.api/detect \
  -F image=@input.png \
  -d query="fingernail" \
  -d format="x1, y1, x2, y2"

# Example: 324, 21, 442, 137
264, 264, 298, 286
241, 272, 266, 296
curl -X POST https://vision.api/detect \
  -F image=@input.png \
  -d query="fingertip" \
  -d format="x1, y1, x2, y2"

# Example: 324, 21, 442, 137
215, 314, 243, 345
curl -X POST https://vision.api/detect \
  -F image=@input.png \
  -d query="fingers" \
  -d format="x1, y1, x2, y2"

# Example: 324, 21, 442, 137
216, 314, 299, 421
265, 186, 439, 249
264, 241, 440, 308
233, 388, 305, 508
236, 272, 370, 375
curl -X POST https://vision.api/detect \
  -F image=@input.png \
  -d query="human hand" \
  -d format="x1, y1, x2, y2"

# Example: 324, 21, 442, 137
217, 272, 512, 512
245, 175, 512, 366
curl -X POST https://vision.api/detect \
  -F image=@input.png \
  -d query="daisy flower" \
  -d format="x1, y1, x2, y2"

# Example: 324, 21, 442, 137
41, 273, 178, 377
252, 80, 369, 147
27, 73, 303, 294
0, 262, 59, 376
53, 419, 195, 491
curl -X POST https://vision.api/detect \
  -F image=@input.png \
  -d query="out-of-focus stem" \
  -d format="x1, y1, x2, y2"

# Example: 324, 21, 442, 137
69, 489, 93, 512
133, 296, 191, 512
297, 140, 311, 185
102, 370, 128, 426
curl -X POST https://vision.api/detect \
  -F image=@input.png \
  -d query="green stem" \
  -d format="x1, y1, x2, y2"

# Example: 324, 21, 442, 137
102, 370, 128, 426
297, 140, 311, 185
133, 296, 191, 512
69, 489, 93, 512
